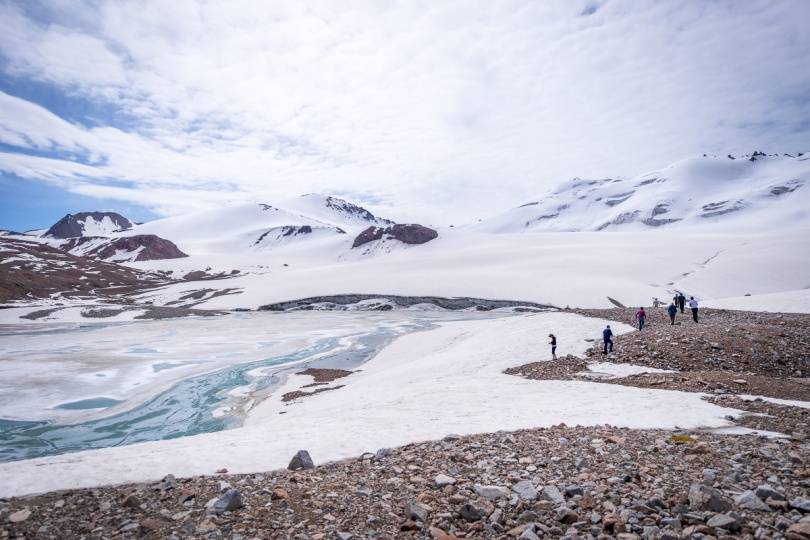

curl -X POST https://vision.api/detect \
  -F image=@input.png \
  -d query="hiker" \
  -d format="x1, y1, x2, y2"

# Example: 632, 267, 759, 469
667, 302, 678, 325
688, 296, 699, 323
602, 325, 614, 354
548, 333, 557, 360
635, 307, 647, 330
677, 292, 686, 313
652, 297, 662, 308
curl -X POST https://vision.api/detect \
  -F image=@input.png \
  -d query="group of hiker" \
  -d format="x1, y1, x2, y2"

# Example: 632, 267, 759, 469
549, 292, 703, 357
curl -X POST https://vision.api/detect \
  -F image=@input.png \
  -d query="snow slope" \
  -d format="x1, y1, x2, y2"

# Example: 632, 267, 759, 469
477, 153, 810, 233
132, 229, 810, 312
0, 312, 744, 497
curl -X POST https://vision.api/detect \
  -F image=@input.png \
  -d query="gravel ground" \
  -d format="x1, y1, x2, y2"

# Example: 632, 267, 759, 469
2, 427, 809, 540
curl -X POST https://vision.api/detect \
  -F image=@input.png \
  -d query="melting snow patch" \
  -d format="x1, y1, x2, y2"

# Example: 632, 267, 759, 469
581, 362, 676, 379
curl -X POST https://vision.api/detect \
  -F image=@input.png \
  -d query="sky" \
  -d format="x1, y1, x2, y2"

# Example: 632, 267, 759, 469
1, 0, 809, 230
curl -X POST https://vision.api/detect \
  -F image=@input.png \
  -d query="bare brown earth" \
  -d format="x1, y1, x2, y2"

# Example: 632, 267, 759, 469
3, 427, 809, 539
0, 237, 166, 303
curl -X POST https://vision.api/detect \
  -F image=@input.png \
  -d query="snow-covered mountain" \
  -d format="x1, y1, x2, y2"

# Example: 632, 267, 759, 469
477, 152, 809, 233
45, 212, 134, 238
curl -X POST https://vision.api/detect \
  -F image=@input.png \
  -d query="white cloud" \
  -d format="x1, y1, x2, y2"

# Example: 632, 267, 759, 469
1, 0, 809, 222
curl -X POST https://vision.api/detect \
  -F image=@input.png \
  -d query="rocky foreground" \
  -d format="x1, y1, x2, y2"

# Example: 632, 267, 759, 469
2, 427, 809, 540
2, 307, 809, 539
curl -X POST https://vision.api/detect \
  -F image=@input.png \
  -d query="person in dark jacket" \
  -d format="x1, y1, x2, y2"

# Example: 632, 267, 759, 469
677, 293, 686, 313
602, 325, 613, 354
635, 307, 647, 330
548, 333, 557, 360
667, 302, 678, 325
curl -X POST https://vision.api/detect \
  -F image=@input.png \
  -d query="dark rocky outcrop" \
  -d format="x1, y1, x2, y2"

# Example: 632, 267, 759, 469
44, 212, 133, 238
352, 224, 438, 249
67, 235, 187, 261
260, 294, 555, 312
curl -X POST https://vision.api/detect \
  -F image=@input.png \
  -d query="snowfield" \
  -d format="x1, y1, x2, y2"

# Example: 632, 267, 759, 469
0, 312, 746, 498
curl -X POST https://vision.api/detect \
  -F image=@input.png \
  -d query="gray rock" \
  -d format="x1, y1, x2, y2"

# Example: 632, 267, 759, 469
518, 524, 541, 540
211, 489, 243, 514
791, 497, 810, 513
405, 501, 429, 522
539, 485, 565, 504
287, 450, 315, 470
435, 474, 456, 487
707, 513, 741, 531
460, 502, 488, 521
374, 448, 391, 460
512, 480, 538, 501
473, 484, 510, 500
755, 484, 786, 501
565, 485, 584, 497
702, 468, 717, 482
688, 483, 731, 512
736, 490, 770, 511
337, 533, 353, 540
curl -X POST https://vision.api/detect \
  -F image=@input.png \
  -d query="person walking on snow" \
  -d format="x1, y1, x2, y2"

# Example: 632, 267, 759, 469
635, 307, 647, 330
667, 302, 678, 325
688, 296, 699, 323
548, 334, 557, 360
678, 292, 686, 314
602, 325, 614, 354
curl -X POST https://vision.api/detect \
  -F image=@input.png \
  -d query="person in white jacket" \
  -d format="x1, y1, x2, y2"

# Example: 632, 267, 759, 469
688, 297, 699, 323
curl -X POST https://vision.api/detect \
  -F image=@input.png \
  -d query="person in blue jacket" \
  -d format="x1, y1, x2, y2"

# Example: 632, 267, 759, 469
667, 302, 678, 325
602, 325, 614, 354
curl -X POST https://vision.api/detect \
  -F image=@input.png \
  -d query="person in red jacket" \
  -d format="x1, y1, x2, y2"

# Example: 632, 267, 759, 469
635, 307, 647, 330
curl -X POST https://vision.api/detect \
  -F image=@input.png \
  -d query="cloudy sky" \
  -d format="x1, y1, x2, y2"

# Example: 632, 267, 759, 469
1, 0, 809, 229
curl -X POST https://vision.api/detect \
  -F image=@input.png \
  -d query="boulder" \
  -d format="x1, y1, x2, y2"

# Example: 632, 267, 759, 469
211, 489, 243, 514
352, 224, 438, 248
512, 480, 538, 501
473, 484, 511, 500
689, 483, 731, 512
288, 450, 315, 470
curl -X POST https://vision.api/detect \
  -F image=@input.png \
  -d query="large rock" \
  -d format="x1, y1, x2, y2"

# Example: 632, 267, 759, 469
211, 489, 243, 514
352, 224, 438, 248
688, 483, 731, 512
735, 490, 770, 511
791, 497, 810, 513
786, 522, 810, 539
288, 450, 315, 470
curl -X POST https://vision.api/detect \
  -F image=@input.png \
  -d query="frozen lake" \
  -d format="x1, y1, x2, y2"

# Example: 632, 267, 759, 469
0, 310, 507, 462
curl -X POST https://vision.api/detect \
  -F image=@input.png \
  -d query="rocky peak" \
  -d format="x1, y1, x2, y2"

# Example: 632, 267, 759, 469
44, 212, 134, 239
352, 224, 438, 248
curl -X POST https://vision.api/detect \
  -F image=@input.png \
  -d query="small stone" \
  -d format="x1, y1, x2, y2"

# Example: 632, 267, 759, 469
518, 525, 541, 540
792, 498, 810, 513
707, 513, 740, 531
122, 494, 141, 508
9, 509, 31, 523
736, 490, 770, 511
540, 485, 565, 504
512, 480, 538, 501
211, 489, 243, 514
473, 484, 510, 500
755, 485, 786, 501
786, 522, 810, 539
405, 501, 429, 523
689, 483, 731, 512
288, 450, 315, 470
215, 468, 228, 474
434, 474, 456, 487
196, 519, 218, 533
460, 501, 490, 521
337, 533, 353, 540
271, 487, 289, 500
